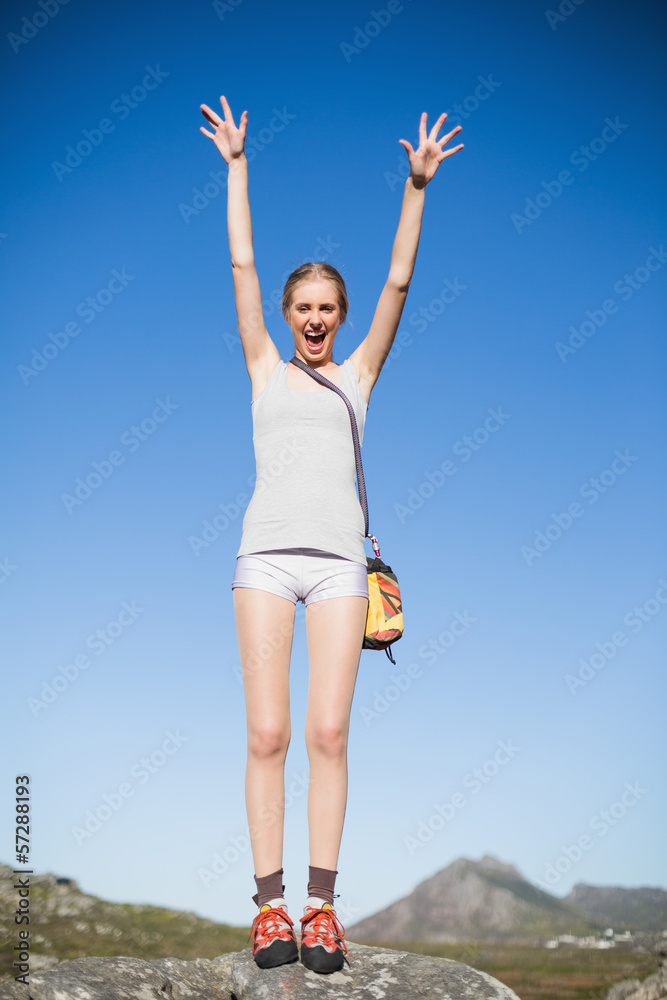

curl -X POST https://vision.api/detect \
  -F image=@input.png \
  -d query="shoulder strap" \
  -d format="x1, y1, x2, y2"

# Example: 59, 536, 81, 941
288, 357, 380, 557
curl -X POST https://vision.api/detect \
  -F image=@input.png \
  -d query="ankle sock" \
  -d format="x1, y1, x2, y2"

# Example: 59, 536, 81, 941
252, 867, 285, 908
306, 865, 337, 907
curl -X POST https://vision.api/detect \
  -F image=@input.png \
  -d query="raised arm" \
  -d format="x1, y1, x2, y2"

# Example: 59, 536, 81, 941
349, 112, 464, 399
200, 96, 279, 383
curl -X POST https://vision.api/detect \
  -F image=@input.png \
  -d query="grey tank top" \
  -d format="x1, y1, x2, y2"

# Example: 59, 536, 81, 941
237, 358, 369, 566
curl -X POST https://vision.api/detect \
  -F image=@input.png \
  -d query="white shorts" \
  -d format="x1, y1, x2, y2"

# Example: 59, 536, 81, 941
232, 547, 369, 606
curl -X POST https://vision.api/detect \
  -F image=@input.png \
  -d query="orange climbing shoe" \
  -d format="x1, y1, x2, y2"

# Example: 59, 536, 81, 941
248, 902, 299, 969
299, 903, 350, 973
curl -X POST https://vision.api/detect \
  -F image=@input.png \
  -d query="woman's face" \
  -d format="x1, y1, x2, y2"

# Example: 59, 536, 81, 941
288, 279, 341, 364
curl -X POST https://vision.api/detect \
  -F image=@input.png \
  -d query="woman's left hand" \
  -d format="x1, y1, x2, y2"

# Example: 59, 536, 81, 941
399, 112, 464, 187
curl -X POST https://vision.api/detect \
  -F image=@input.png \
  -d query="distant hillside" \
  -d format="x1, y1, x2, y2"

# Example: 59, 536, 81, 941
566, 883, 667, 932
348, 854, 615, 945
3, 856, 665, 985
0, 863, 247, 982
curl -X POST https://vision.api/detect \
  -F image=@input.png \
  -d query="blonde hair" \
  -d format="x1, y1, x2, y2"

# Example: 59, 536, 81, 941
282, 262, 349, 324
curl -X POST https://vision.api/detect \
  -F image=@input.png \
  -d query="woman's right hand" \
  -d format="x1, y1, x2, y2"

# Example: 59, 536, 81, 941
200, 95, 247, 163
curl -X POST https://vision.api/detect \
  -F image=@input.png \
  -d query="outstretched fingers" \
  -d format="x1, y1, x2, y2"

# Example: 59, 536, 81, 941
219, 96, 248, 135
418, 111, 428, 145
200, 103, 223, 128
200, 96, 249, 145
219, 94, 237, 126
438, 124, 463, 146
438, 142, 464, 161
220, 94, 248, 134
429, 112, 448, 142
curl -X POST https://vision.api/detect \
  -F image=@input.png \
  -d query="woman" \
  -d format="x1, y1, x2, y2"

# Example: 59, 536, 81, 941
200, 95, 463, 975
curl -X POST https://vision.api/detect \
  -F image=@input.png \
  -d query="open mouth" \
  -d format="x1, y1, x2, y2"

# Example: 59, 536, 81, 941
305, 332, 326, 348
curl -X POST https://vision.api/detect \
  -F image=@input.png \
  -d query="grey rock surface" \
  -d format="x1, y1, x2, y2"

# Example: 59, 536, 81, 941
606, 981, 644, 1000
0, 943, 522, 999
605, 963, 667, 1000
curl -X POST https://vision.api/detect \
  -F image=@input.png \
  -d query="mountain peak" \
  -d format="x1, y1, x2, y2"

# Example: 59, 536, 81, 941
348, 854, 596, 945
478, 854, 524, 878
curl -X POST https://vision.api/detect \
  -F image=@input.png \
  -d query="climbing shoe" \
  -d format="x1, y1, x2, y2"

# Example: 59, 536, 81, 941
248, 901, 299, 969
299, 902, 350, 973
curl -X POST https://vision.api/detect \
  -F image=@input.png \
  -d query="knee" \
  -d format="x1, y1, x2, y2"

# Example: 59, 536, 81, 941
248, 724, 290, 760
306, 721, 348, 759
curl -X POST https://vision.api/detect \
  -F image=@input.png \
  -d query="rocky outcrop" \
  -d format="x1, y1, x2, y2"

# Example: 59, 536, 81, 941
0, 943, 522, 999
605, 962, 667, 1000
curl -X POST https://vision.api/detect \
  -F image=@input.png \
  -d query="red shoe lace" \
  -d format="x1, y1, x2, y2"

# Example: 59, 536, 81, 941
248, 905, 296, 953
300, 906, 350, 961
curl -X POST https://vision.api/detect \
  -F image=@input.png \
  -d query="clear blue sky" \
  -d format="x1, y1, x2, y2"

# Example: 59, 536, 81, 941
2, 0, 665, 930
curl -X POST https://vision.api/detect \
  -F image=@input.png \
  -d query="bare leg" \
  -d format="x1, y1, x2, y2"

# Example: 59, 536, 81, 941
233, 587, 296, 877
304, 595, 368, 869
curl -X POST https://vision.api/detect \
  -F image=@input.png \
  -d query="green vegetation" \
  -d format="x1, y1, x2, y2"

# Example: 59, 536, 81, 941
0, 891, 249, 982
355, 938, 658, 1000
